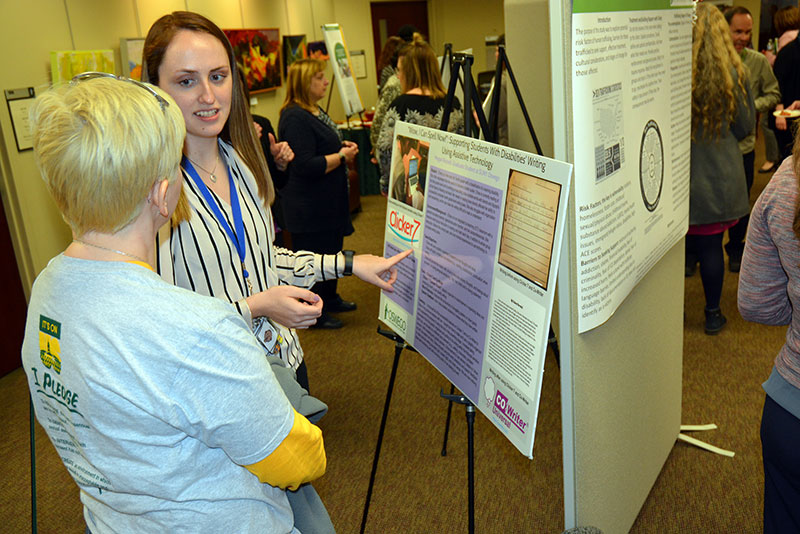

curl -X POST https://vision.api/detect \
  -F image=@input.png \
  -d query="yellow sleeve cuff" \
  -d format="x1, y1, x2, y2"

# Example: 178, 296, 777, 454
244, 409, 326, 490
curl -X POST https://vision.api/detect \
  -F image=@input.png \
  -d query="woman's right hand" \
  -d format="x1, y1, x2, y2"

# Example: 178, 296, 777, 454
247, 286, 323, 329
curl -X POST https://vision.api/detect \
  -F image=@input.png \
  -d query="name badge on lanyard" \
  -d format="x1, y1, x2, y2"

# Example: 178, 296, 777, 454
183, 153, 281, 354
253, 317, 285, 354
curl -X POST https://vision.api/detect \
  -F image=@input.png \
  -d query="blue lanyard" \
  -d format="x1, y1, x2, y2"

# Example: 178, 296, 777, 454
181, 154, 252, 293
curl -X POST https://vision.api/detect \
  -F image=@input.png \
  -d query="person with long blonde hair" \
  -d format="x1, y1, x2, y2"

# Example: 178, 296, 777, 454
687, 2, 754, 334
278, 58, 363, 330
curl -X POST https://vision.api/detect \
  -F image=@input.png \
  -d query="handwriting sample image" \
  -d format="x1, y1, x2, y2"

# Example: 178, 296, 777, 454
498, 170, 562, 289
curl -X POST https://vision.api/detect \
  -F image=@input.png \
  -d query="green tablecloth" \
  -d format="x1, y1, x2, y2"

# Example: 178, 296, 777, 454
341, 127, 381, 195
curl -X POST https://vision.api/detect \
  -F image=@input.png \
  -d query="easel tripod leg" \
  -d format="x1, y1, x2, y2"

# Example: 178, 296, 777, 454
441, 383, 456, 456
360, 342, 403, 534
30, 395, 37, 534
466, 404, 475, 534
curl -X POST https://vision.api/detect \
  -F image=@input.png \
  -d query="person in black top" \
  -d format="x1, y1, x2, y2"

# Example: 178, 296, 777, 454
772, 33, 800, 161
278, 58, 360, 329
239, 70, 295, 247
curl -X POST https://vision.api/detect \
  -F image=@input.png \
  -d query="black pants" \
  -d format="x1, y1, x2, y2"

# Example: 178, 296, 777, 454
726, 150, 755, 261
685, 232, 724, 310
725, 150, 756, 261
761, 394, 800, 533
291, 230, 345, 312
775, 121, 796, 163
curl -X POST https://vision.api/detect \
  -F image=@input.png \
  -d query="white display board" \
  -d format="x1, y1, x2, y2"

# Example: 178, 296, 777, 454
571, 0, 692, 333
322, 23, 364, 116
379, 121, 572, 457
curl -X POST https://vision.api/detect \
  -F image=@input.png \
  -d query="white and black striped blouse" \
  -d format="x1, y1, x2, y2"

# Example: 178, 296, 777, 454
157, 141, 345, 369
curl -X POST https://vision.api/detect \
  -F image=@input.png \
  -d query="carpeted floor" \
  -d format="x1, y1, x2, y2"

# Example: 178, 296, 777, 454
0, 147, 782, 533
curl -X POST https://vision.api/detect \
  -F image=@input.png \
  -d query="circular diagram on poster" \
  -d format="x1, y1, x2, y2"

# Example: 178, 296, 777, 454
639, 119, 664, 212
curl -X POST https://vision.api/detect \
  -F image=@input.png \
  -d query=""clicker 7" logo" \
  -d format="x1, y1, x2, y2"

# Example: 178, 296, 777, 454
388, 211, 421, 243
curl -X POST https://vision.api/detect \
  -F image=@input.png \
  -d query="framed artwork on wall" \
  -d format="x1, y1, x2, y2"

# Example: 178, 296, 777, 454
283, 34, 307, 77
50, 50, 114, 84
224, 28, 282, 93
307, 40, 329, 60
120, 38, 145, 80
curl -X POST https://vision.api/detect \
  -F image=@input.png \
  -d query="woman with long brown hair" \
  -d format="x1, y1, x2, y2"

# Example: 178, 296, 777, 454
377, 35, 404, 94
688, 2, 754, 334
143, 13, 408, 380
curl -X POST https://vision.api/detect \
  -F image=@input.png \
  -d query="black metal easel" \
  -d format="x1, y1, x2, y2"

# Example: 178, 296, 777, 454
439, 389, 477, 534
363, 47, 560, 534
487, 45, 544, 156
359, 328, 417, 534
30, 396, 38, 533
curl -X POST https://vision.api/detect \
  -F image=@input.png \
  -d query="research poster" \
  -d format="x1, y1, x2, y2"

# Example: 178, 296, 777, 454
379, 121, 572, 457
321, 24, 364, 116
572, 0, 692, 332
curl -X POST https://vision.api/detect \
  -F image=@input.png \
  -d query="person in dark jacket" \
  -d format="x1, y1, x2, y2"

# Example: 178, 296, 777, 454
279, 58, 360, 329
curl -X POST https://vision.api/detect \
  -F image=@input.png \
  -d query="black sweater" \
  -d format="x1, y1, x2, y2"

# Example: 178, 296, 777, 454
278, 105, 352, 234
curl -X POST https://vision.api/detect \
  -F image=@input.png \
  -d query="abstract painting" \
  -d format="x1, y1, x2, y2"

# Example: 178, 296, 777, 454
120, 38, 145, 80
50, 50, 114, 84
224, 28, 281, 93
283, 34, 307, 77
307, 40, 329, 60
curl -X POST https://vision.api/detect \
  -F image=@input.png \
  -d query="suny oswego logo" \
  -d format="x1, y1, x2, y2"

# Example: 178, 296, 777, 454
388, 210, 421, 244
382, 302, 407, 335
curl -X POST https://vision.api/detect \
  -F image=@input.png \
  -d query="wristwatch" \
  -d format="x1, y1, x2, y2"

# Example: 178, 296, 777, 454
342, 250, 355, 276
339, 152, 347, 167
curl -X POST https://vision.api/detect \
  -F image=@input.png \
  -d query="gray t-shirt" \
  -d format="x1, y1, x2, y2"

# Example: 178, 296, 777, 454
22, 255, 298, 534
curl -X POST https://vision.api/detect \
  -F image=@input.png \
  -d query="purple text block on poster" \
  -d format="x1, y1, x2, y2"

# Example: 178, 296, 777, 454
413, 166, 503, 400
383, 241, 416, 314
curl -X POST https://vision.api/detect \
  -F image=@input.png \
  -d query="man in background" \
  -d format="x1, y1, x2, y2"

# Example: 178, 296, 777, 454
725, 6, 781, 272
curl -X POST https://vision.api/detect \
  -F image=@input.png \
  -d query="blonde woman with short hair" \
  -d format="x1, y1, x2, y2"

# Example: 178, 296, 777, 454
23, 74, 326, 533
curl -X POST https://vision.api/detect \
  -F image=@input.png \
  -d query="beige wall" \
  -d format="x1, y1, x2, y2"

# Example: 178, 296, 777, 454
0, 0, 504, 297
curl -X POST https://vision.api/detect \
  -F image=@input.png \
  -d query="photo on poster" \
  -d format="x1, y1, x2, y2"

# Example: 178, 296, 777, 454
498, 170, 562, 290
592, 81, 625, 182
388, 134, 430, 212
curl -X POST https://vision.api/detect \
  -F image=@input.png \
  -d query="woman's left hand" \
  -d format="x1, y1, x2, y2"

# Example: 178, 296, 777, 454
342, 140, 359, 161
352, 249, 413, 291
269, 133, 294, 171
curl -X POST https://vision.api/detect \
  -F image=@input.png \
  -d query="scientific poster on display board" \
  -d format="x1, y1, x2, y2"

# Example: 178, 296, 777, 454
379, 121, 572, 457
321, 23, 364, 116
571, 0, 693, 333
